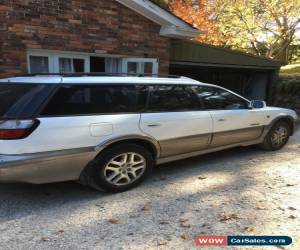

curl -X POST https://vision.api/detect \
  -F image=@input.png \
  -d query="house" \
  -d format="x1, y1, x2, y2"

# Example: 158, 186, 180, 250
0, 0, 281, 101
0, 0, 199, 77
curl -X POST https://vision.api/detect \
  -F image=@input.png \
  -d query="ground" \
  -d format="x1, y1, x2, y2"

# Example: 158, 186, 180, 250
0, 130, 299, 250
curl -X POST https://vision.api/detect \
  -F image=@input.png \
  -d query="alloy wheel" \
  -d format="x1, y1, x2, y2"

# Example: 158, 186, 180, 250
104, 152, 146, 186
271, 125, 288, 147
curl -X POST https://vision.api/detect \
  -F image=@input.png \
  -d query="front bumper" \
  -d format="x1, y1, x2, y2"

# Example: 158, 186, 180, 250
0, 148, 96, 184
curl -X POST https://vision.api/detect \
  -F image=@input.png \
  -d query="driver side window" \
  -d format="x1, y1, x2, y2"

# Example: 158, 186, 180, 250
196, 86, 249, 110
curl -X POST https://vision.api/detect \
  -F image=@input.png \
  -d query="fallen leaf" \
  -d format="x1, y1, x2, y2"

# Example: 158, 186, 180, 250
288, 215, 296, 219
278, 207, 285, 211
219, 213, 239, 222
286, 184, 296, 187
142, 203, 152, 212
255, 206, 267, 210
129, 214, 140, 219
41, 237, 50, 242
108, 218, 122, 224
288, 207, 297, 211
243, 227, 255, 232
180, 221, 191, 228
159, 221, 169, 225
179, 218, 189, 223
276, 246, 286, 249
198, 176, 207, 180
180, 232, 189, 240
158, 240, 168, 246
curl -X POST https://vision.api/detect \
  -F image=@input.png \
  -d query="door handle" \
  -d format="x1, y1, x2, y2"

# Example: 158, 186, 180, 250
218, 119, 226, 122
147, 124, 161, 127
250, 123, 260, 126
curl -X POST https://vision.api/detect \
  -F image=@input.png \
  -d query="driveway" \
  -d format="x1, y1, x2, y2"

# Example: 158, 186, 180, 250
1, 130, 300, 250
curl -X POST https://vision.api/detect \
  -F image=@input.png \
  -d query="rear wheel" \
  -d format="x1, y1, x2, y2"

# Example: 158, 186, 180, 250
84, 144, 154, 192
259, 121, 291, 151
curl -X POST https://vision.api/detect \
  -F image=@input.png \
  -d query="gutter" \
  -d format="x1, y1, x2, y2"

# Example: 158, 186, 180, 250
116, 0, 202, 39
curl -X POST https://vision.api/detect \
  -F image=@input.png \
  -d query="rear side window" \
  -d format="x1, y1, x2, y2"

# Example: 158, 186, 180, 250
40, 85, 147, 116
148, 85, 201, 112
0, 84, 51, 118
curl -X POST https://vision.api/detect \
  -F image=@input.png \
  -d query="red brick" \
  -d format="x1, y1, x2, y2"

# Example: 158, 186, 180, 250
0, 0, 170, 77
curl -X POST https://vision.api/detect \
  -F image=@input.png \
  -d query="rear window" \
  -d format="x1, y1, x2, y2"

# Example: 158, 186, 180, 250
40, 85, 148, 116
0, 84, 52, 118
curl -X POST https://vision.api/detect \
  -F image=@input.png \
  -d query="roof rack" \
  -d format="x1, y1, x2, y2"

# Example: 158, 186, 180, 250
23, 72, 182, 78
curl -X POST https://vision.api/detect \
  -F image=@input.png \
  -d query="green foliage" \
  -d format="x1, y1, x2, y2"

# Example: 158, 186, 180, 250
213, 0, 300, 64
280, 64, 300, 78
289, 45, 300, 64
277, 78, 300, 95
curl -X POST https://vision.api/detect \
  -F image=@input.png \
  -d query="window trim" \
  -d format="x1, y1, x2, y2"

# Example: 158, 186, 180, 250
27, 50, 90, 74
35, 83, 252, 117
122, 58, 159, 75
27, 50, 159, 74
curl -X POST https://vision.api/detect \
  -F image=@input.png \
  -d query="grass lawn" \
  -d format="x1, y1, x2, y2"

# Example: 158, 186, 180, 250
280, 64, 300, 78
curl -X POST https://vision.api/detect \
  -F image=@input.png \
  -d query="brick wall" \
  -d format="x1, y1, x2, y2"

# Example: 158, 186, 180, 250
0, 0, 170, 77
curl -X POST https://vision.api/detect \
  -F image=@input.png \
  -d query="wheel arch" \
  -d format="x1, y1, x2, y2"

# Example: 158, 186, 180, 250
79, 135, 160, 187
95, 136, 161, 159
269, 115, 295, 135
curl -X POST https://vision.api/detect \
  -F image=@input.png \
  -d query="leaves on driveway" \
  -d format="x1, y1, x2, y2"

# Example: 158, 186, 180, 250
286, 183, 297, 187
158, 240, 168, 246
108, 218, 122, 224
159, 221, 169, 225
243, 227, 255, 232
255, 206, 268, 210
180, 232, 189, 240
129, 214, 140, 219
179, 218, 191, 228
41, 237, 50, 242
141, 203, 152, 212
219, 213, 239, 222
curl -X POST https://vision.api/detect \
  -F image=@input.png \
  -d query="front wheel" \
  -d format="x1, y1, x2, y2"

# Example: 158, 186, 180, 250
259, 121, 291, 151
84, 144, 154, 192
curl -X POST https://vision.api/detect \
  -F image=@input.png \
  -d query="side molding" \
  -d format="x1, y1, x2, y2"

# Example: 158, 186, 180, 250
94, 134, 161, 158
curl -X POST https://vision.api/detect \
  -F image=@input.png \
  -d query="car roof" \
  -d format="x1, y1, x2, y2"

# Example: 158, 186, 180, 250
0, 75, 250, 102
0, 75, 214, 86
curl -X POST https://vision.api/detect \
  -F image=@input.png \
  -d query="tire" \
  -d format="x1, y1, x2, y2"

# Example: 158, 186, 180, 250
83, 143, 154, 192
259, 121, 291, 151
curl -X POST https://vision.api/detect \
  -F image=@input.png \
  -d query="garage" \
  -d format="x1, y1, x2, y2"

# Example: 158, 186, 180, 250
170, 40, 282, 103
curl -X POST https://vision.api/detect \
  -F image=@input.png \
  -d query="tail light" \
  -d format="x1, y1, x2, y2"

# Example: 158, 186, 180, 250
0, 119, 39, 140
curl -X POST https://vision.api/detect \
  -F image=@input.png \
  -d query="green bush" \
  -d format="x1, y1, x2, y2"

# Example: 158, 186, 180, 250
276, 78, 300, 95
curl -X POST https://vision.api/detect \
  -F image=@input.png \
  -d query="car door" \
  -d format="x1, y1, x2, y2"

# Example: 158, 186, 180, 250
140, 85, 213, 158
195, 86, 265, 147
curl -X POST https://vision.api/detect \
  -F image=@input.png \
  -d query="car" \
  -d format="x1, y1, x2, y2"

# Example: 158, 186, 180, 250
0, 73, 297, 192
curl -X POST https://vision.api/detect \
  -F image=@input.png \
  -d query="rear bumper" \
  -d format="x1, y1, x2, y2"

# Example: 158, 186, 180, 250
0, 148, 96, 184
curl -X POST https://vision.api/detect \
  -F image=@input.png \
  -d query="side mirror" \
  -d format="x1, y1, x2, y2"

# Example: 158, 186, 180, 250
250, 100, 266, 109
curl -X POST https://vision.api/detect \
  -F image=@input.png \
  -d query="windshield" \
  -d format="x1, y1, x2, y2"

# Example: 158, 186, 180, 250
0, 83, 53, 118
